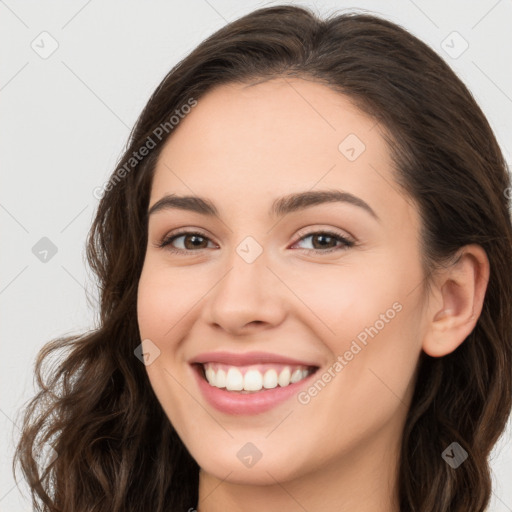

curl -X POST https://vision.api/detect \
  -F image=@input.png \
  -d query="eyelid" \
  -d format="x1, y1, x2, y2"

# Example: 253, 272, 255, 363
158, 225, 355, 243
153, 227, 217, 249
293, 225, 355, 244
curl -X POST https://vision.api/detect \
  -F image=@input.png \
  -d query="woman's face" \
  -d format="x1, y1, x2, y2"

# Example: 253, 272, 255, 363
137, 78, 428, 486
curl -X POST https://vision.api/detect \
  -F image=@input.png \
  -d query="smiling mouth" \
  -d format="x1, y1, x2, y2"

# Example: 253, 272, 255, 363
194, 362, 319, 393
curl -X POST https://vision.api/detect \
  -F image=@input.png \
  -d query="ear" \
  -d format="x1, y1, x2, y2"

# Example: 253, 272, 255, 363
422, 244, 490, 358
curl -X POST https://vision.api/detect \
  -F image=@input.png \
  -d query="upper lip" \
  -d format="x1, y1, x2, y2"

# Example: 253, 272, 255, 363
189, 351, 319, 367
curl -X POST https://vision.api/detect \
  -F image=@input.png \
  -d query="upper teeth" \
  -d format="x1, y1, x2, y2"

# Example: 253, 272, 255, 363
203, 363, 312, 392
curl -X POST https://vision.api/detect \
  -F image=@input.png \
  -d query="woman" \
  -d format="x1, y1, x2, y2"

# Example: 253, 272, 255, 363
13, 5, 512, 511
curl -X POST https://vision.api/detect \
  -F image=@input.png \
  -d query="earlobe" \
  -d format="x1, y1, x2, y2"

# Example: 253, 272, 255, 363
422, 244, 490, 358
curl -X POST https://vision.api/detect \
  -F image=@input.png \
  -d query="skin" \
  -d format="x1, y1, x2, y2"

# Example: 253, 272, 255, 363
136, 77, 489, 512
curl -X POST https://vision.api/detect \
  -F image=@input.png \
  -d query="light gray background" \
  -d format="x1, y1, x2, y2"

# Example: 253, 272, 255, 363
1, 1, 511, 510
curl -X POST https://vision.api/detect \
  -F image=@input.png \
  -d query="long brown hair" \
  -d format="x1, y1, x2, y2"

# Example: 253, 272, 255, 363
13, 5, 512, 511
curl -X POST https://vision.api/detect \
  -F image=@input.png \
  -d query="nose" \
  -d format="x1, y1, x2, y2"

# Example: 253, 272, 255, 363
202, 248, 287, 335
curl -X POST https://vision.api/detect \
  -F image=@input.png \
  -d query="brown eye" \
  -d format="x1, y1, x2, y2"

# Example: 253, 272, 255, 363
310, 233, 339, 249
158, 231, 215, 253
180, 234, 209, 250
292, 230, 355, 253
157, 229, 355, 256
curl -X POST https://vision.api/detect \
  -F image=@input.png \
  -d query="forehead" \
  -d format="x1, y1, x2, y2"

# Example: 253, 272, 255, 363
149, 78, 410, 225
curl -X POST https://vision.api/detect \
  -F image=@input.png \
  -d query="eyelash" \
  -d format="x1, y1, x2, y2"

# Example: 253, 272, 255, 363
156, 228, 355, 255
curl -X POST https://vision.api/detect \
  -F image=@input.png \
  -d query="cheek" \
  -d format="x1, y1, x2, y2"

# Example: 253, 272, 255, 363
297, 254, 423, 403
287, 260, 408, 349
136, 265, 200, 438
136, 263, 200, 339
323, 293, 423, 434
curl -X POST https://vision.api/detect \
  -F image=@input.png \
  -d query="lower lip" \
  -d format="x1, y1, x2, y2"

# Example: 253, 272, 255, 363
191, 364, 317, 415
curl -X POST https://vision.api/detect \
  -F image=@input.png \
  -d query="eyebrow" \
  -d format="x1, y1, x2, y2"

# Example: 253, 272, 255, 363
148, 189, 379, 221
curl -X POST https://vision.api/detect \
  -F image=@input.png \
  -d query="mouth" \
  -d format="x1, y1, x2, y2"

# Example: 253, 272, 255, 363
188, 350, 321, 414
193, 362, 319, 393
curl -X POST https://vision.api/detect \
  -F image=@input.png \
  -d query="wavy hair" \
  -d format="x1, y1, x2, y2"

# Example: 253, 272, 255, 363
13, 5, 512, 511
